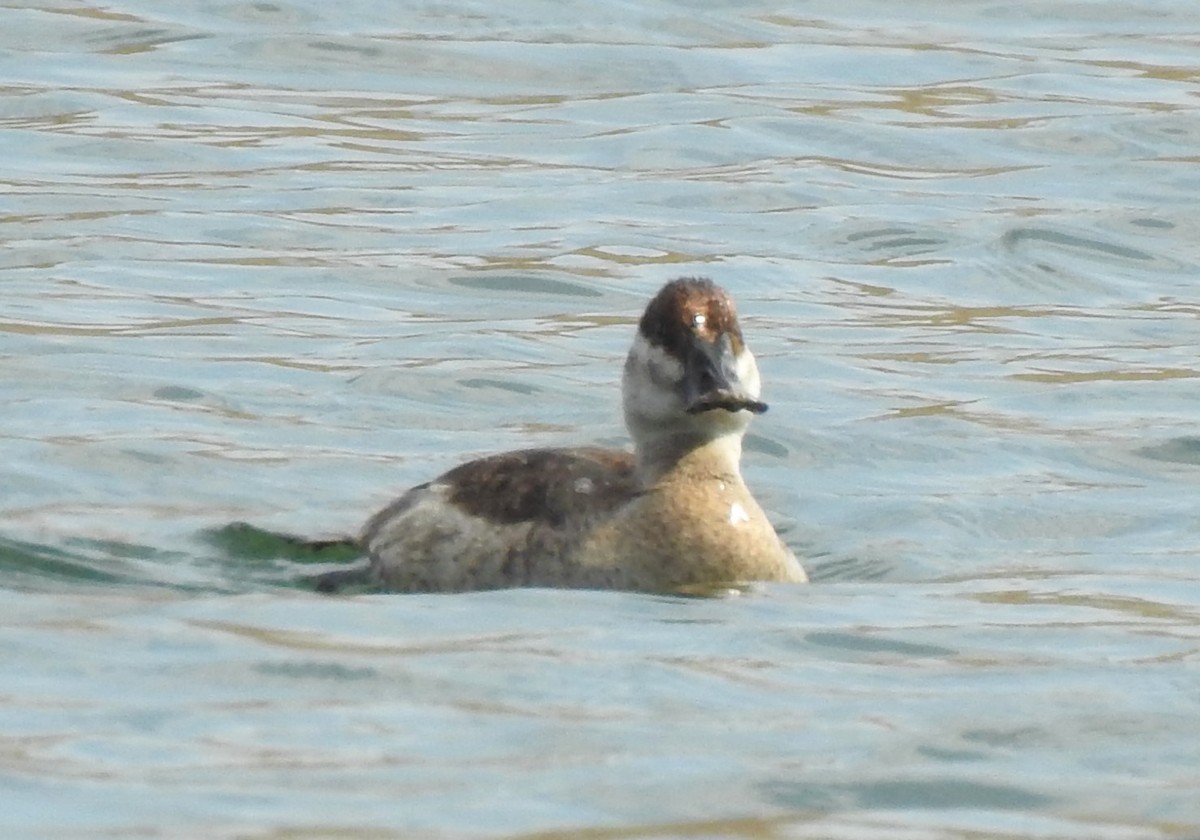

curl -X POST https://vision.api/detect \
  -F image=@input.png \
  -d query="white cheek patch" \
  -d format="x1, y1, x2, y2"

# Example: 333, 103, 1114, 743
625, 335, 685, 421
734, 349, 761, 399
630, 335, 684, 386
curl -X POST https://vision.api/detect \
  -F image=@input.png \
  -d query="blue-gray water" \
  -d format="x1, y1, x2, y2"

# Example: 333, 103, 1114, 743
3, 1, 1199, 838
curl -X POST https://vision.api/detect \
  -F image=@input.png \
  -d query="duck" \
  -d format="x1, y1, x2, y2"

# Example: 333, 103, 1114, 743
350, 277, 807, 594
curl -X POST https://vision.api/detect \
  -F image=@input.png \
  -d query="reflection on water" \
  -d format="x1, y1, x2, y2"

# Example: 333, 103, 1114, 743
3, 0, 1200, 837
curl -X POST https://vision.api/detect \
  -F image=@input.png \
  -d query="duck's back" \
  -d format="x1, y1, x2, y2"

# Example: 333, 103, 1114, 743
361, 447, 639, 592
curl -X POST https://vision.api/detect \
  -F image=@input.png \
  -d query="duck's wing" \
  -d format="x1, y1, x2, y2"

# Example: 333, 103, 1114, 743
438, 446, 638, 527
360, 447, 639, 592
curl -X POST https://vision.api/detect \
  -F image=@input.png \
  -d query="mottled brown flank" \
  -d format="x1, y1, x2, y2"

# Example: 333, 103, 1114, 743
638, 277, 745, 358
444, 447, 638, 526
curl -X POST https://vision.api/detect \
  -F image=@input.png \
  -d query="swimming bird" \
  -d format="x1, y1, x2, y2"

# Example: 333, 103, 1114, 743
355, 277, 807, 593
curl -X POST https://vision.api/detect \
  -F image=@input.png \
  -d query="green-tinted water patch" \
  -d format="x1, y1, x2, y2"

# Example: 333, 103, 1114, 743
201, 521, 371, 593
202, 522, 362, 565
0, 536, 135, 588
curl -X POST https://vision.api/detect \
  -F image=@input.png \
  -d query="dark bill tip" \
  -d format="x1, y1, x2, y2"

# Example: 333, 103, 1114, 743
686, 394, 768, 415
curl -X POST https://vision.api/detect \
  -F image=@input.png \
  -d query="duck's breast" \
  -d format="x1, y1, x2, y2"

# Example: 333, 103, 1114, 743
577, 474, 806, 590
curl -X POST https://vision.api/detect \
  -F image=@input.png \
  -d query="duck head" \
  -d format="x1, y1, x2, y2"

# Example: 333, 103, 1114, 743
622, 277, 766, 458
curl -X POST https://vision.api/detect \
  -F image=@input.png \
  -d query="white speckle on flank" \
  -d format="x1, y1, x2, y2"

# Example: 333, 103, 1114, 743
729, 502, 749, 525
574, 477, 594, 494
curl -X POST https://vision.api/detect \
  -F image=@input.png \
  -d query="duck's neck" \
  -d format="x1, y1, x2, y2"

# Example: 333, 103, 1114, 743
634, 429, 745, 486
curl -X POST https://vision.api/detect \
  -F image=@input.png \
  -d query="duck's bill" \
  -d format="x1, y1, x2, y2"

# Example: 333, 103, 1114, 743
686, 393, 768, 415
682, 333, 768, 416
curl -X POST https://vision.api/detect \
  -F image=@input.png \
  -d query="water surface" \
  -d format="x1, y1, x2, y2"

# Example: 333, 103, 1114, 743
2, 1, 1199, 837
